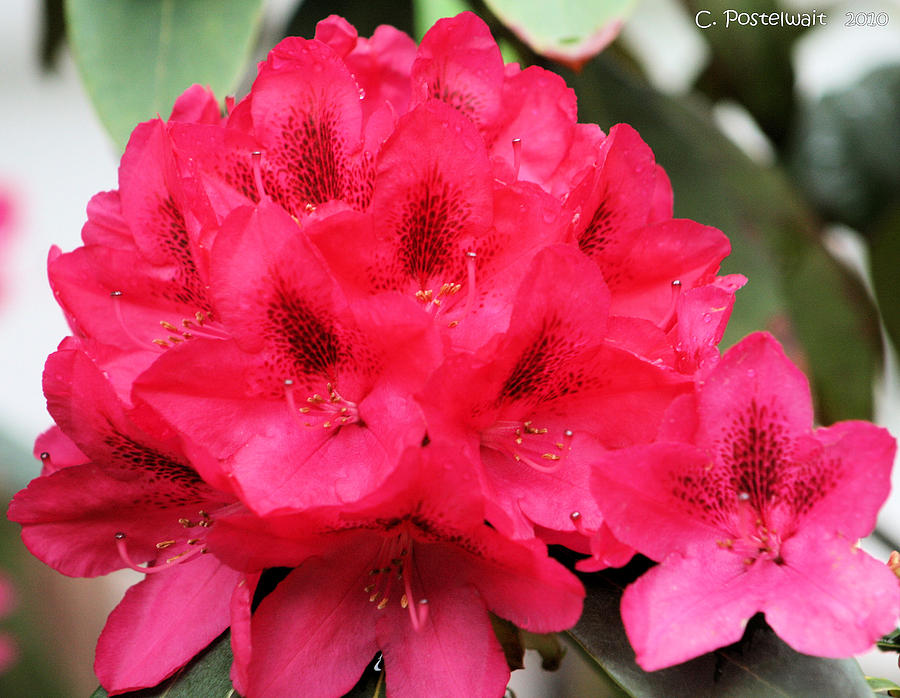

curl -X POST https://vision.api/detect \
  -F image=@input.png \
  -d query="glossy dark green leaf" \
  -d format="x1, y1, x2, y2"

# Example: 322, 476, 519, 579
65, 0, 265, 150
569, 559, 872, 697
790, 66, 900, 234
561, 55, 881, 422
90, 631, 237, 697
285, 0, 415, 46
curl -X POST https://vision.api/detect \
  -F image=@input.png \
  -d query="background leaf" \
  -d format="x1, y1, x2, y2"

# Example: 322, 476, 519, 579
683, 0, 798, 146
790, 66, 900, 234
480, 0, 635, 68
868, 676, 900, 694
561, 54, 881, 422
64, 0, 265, 150
285, 0, 415, 46
569, 558, 873, 697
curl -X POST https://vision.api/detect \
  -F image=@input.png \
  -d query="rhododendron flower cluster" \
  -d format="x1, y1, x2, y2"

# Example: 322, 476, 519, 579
8, 11, 899, 697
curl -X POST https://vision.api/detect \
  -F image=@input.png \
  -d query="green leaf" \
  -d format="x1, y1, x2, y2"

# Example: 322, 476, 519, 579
64, 0, 265, 150
868, 676, 900, 695
868, 205, 900, 359
790, 66, 900, 234
413, 0, 470, 40
482, 0, 635, 67
876, 626, 900, 653
683, 0, 797, 145
569, 559, 873, 697
90, 631, 237, 697
561, 54, 881, 422
284, 0, 415, 46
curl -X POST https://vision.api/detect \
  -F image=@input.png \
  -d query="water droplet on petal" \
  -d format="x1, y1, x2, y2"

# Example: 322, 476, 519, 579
702, 313, 712, 324
747, 369, 756, 378
737, 491, 750, 501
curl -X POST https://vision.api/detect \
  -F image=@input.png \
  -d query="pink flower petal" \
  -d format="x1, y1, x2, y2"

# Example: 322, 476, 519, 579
247, 542, 378, 697
762, 528, 900, 658
95, 554, 241, 694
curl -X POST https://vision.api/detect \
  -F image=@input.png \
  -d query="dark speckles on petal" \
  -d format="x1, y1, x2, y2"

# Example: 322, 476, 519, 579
152, 195, 211, 312
102, 431, 212, 508
720, 400, 791, 513
395, 165, 470, 285
577, 197, 612, 257
429, 75, 481, 124
671, 399, 840, 533
499, 316, 583, 405
266, 105, 372, 215
264, 281, 344, 379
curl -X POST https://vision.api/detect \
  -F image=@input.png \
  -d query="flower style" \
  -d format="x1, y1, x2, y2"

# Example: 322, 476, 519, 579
592, 332, 900, 669
208, 444, 584, 697
8, 347, 243, 693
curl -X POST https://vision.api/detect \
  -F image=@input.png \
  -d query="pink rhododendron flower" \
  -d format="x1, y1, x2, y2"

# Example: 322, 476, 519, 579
592, 332, 900, 670
420, 244, 689, 540
0, 187, 14, 305
8, 347, 243, 692
208, 445, 584, 697
48, 94, 229, 398
133, 199, 443, 515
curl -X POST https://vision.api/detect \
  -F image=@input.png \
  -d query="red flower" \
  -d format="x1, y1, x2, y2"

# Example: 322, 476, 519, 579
592, 332, 900, 669
133, 200, 442, 515
48, 102, 228, 398
421, 245, 689, 539
8, 348, 243, 693
209, 445, 584, 697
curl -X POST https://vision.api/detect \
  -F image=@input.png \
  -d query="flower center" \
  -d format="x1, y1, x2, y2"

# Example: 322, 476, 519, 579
284, 380, 360, 429
481, 420, 574, 473
110, 291, 229, 350
415, 250, 478, 329
113, 509, 214, 574
717, 496, 785, 565
364, 524, 429, 631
